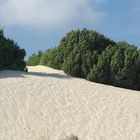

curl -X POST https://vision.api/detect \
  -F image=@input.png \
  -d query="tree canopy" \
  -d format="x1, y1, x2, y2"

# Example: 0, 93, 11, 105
0, 29, 26, 71
27, 50, 43, 66
27, 29, 140, 90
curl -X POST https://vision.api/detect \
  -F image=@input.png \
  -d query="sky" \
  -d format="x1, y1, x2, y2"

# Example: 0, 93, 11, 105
0, 0, 140, 58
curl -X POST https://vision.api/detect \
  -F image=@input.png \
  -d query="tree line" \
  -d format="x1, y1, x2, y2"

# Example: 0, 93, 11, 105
0, 29, 26, 71
27, 29, 140, 90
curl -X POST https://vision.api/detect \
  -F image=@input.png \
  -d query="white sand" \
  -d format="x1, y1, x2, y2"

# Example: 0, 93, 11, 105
0, 66, 140, 140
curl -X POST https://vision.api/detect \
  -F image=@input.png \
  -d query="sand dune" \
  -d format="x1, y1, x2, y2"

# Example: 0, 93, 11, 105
0, 66, 140, 140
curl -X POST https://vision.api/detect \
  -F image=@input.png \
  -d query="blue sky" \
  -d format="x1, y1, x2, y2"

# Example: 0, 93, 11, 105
0, 0, 140, 58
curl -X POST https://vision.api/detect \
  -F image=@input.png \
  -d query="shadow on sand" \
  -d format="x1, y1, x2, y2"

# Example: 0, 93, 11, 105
0, 70, 70, 79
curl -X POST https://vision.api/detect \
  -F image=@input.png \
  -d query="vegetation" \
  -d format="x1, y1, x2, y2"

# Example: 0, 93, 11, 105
27, 50, 43, 66
0, 29, 26, 71
27, 29, 140, 90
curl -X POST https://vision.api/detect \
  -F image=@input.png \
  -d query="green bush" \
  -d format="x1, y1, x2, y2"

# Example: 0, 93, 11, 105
27, 50, 43, 66
0, 29, 26, 71
27, 29, 140, 90
40, 48, 62, 69
110, 42, 140, 89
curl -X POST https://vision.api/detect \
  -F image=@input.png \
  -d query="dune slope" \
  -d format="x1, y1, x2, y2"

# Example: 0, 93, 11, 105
0, 66, 140, 140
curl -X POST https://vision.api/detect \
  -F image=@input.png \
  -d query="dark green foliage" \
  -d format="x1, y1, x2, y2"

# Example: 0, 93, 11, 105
0, 29, 26, 71
58, 29, 115, 78
27, 50, 43, 66
27, 29, 140, 90
87, 45, 117, 84
63, 49, 82, 77
40, 48, 62, 69
110, 42, 140, 89
88, 41, 140, 90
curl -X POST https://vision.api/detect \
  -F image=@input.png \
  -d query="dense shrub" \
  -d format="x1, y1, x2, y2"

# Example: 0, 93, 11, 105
40, 48, 62, 69
110, 42, 140, 89
88, 42, 140, 90
87, 45, 117, 84
27, 29, 140, 90
38, 29, 115, 74
27, 50, 43, 66
0, 29, 26, 70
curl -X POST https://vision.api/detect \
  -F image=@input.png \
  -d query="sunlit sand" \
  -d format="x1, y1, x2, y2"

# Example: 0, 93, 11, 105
0, 66, 140, 140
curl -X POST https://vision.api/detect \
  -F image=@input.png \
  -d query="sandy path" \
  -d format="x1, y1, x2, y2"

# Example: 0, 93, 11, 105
0, 66, 140, 140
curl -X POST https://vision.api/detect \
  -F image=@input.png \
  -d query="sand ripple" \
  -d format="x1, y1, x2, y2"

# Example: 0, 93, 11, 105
0, 66, 140, 140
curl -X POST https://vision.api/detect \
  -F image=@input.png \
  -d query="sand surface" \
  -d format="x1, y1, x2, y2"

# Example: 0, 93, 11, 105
0, 66, 140, 140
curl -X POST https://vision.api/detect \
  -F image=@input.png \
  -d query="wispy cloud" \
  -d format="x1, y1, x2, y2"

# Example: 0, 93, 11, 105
0, 0, 105, 30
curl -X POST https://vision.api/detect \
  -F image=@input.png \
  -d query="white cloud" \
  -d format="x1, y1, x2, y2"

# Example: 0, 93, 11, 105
0, 0, 105, 29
